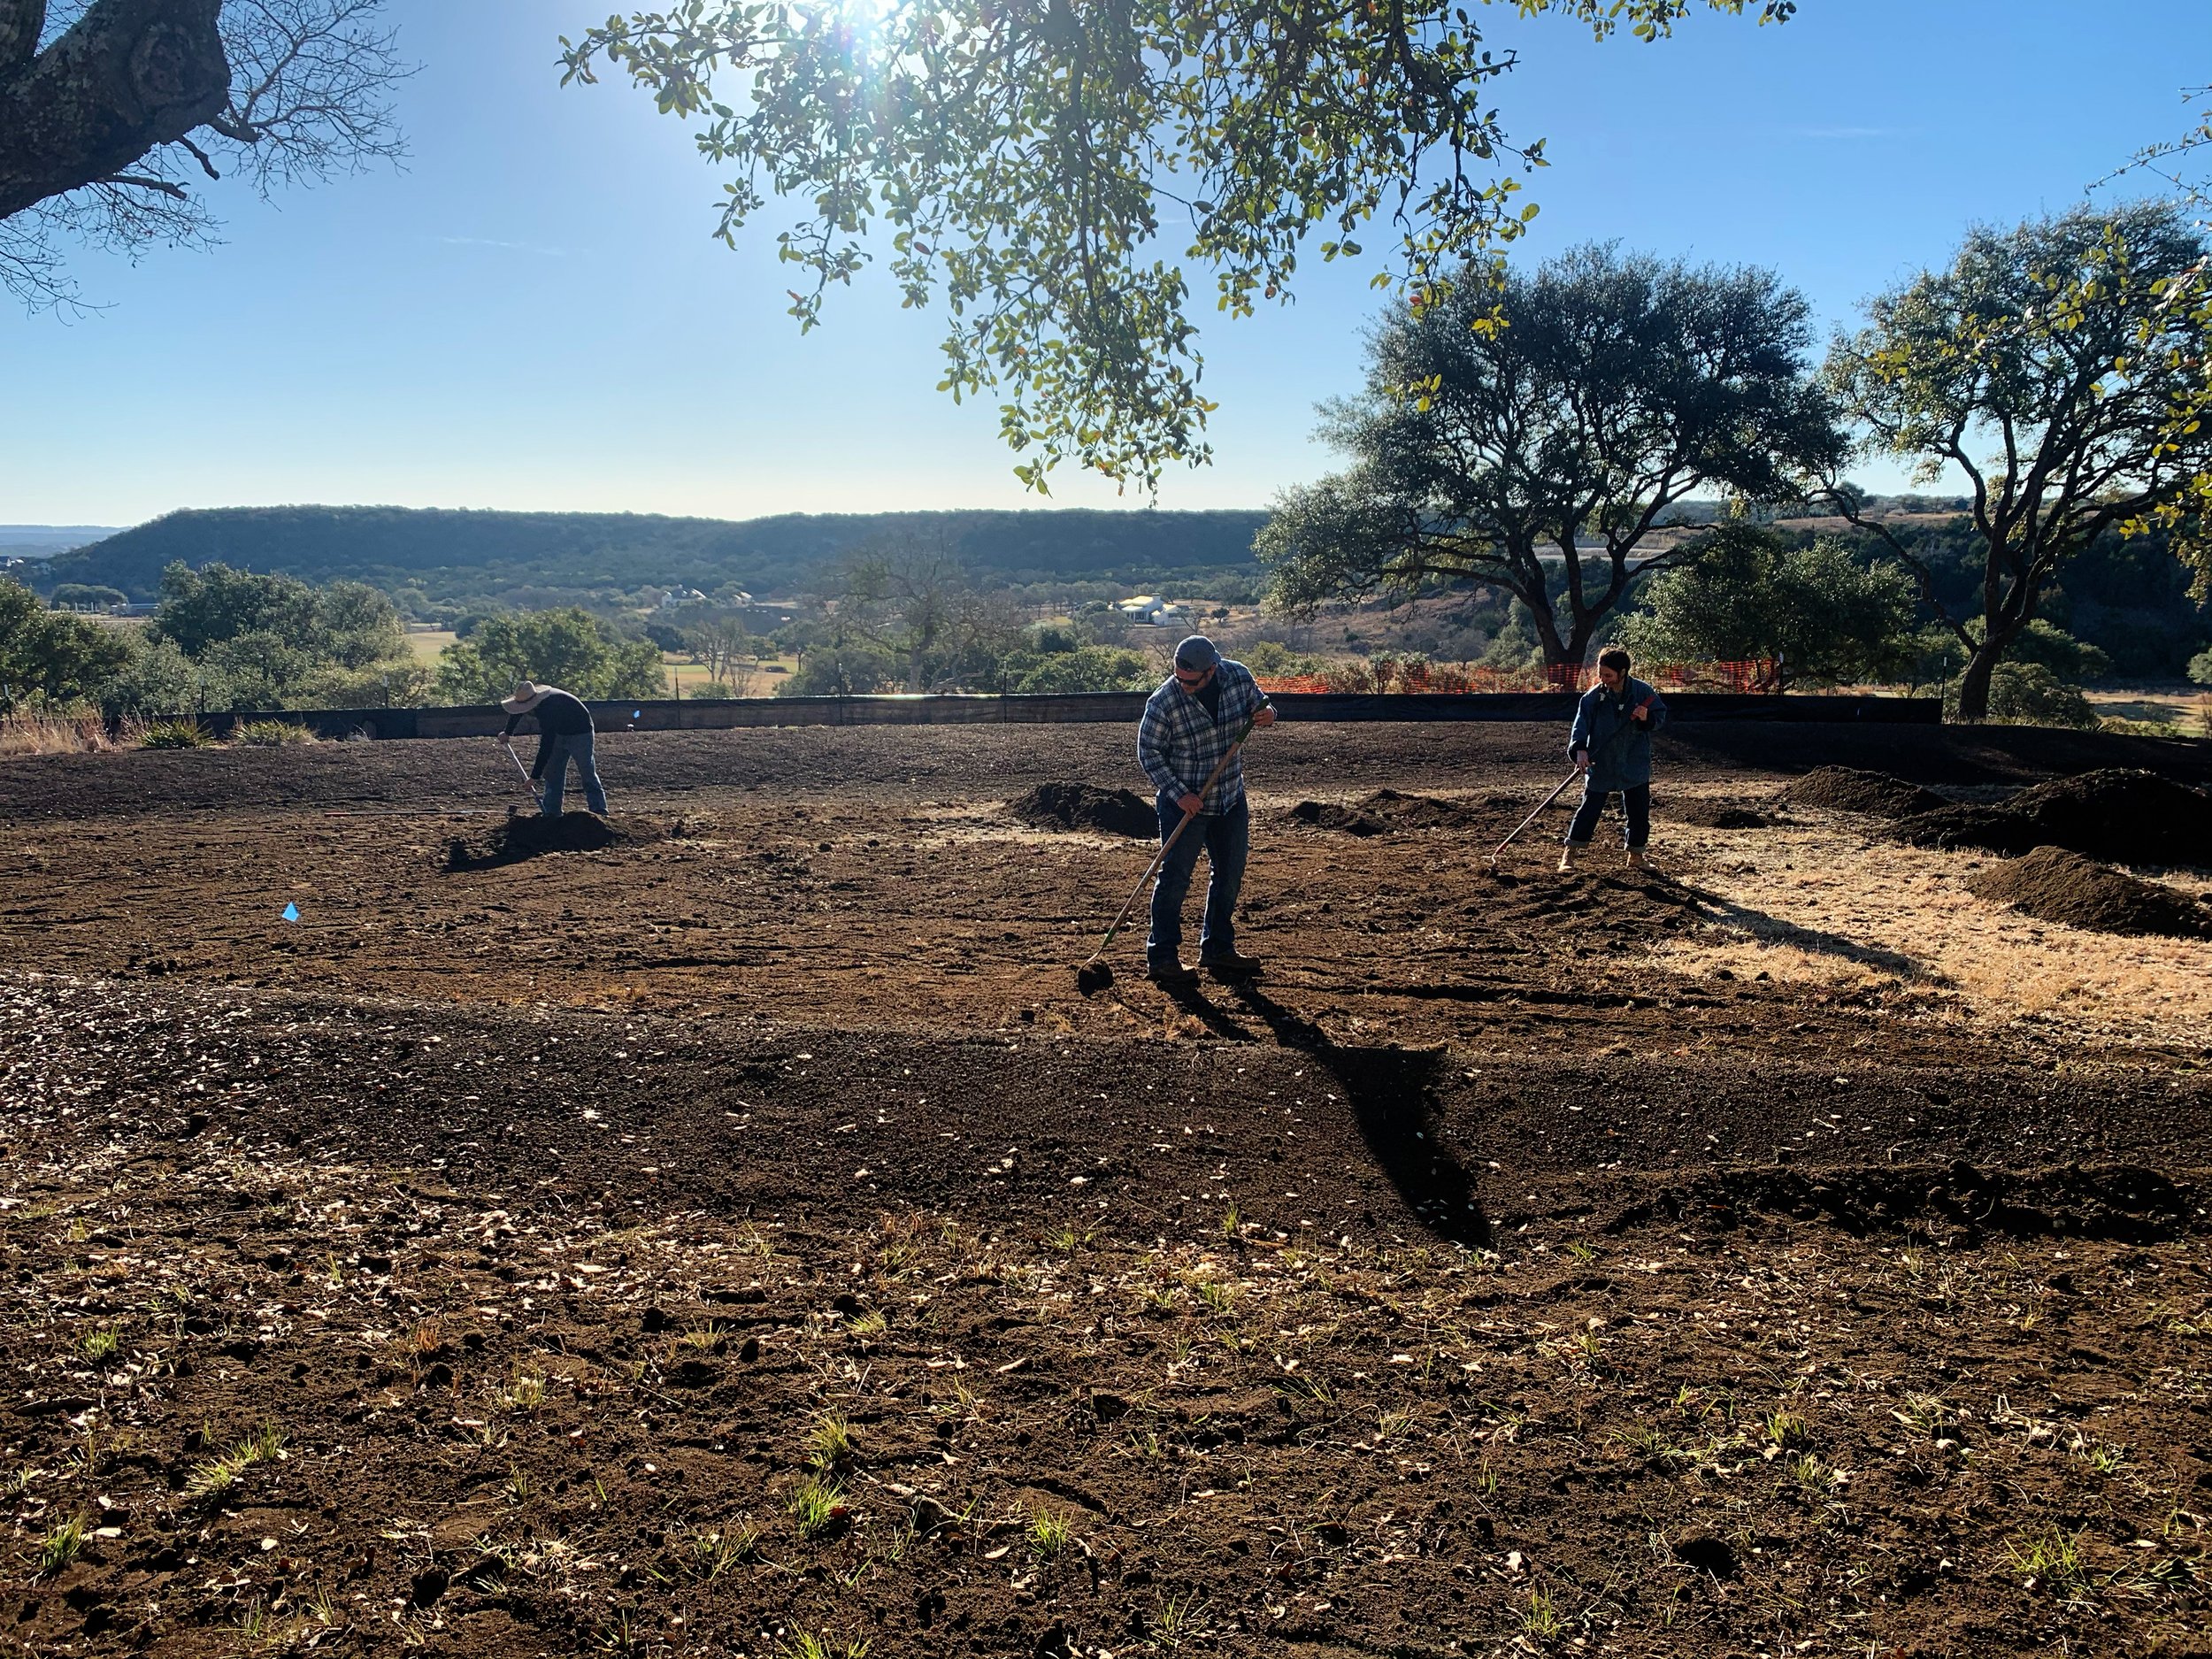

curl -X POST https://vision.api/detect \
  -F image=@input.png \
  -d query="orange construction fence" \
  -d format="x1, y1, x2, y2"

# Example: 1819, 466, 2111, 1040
1255, 659, 1778, 696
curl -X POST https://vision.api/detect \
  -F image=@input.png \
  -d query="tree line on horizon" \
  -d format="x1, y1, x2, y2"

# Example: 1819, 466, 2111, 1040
7, 7, 2210, 722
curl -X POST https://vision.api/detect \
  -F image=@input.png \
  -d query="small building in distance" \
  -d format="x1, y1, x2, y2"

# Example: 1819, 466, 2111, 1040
1115, 595, 1193, 626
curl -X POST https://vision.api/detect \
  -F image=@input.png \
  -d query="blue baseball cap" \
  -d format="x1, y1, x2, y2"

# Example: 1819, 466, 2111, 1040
1173, 634, 1220, 672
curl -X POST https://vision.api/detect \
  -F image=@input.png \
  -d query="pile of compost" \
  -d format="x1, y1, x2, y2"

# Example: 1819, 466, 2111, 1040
1965, 846, 2212, 939
1008, 782, 1157, 838
1897, 769, 2212, 864
442, 812, 664, 872
1287, 789, 1488, 837
1785, 766, 1948, 818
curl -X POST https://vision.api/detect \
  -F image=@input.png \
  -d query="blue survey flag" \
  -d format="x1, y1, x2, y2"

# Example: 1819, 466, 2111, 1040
281, 902, 300, 923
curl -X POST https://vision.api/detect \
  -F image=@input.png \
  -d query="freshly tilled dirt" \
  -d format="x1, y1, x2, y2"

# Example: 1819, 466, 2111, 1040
1966, 845, 2212, 938
4, 720, 2210, 1658
1286, 787, 1500, 836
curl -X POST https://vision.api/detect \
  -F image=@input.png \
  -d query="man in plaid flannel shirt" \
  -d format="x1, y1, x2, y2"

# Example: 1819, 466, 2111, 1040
1137, 634, 1277, 987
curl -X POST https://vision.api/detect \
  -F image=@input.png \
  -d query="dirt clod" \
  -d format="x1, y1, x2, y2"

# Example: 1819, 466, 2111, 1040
1896, 768, 2212, 864
1786, 766, 1948, 818
1008, 781, 1157, 837
441, 812, 664, 871
1966, 846, 2212, 938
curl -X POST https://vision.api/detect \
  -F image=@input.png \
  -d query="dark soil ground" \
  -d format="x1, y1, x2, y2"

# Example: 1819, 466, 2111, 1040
1894, 769, 2212, 865
4, 720, 2211, 1659
1966, 847, 2212, 940
1286, 790, 1506, 838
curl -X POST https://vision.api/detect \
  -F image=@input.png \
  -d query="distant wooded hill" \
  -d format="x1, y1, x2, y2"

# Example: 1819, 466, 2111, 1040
42, 506, 1272, 605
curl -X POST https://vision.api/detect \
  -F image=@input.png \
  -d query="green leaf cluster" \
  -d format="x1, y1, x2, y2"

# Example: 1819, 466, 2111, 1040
560, 1, 1793, 490
1617, 526, 1917, 687
0, 579, 134, 710
145, 562, 422, 710
433, 608, 667, 704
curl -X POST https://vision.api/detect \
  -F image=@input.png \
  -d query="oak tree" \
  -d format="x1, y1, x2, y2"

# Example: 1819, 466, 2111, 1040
1256, 243, 1843, 675
1817, 203, 2212, 721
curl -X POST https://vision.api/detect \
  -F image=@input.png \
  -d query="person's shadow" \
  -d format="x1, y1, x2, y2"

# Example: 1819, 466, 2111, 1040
1158, 978, 1491, 1247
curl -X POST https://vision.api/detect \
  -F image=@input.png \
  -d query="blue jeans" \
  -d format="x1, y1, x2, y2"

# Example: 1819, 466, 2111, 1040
1148, 794, 1249, 969
540, 732, 608, 816
1566, 780, 1650, 849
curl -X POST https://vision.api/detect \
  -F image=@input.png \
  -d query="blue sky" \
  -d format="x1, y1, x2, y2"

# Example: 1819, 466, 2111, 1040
4, 0, 2204, 527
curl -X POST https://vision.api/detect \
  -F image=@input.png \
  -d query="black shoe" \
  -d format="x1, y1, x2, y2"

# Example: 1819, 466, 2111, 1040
1147, 962, 1200, 988
1201, 951, 1262, 980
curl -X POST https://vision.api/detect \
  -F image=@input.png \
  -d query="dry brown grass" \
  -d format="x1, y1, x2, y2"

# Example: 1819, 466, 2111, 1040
1655, 804, 2212, 1052
0, 710, 133, 757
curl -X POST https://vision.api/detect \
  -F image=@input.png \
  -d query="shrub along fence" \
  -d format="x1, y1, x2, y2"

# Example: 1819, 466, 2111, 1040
1260, 659, 1780, 695
167, 689, 1938, 741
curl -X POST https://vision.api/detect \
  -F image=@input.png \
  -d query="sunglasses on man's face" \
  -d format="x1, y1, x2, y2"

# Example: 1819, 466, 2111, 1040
1175, 664, 1214, 685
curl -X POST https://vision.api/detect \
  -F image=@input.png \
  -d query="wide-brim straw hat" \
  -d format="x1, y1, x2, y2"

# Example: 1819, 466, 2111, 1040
500, 681, 548, 715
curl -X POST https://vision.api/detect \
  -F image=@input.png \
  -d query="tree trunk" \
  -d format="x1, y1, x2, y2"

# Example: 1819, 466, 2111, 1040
0, 0, 227, 221
1953, 641, 2004, 722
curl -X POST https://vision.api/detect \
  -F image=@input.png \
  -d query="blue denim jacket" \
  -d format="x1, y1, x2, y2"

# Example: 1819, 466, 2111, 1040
1137, 660, 1269, 811
1569, 677, 1668, 791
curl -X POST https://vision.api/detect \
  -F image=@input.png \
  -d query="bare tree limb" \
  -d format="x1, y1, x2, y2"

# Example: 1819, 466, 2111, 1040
0, 0, 407, 310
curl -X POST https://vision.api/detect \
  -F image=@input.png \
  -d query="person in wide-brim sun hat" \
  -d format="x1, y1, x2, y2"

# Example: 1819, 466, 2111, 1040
495, 681, 607, 815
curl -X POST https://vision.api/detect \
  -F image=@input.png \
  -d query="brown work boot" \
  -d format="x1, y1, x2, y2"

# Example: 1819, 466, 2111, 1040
1557, 843, 1580, 873
1625, 849, 1647, 870
1201, 950, 1262, 981
1147, 961, 1200, 989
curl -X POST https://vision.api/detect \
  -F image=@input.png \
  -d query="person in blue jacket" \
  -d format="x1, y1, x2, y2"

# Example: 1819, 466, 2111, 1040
1560, 649, 1668, 872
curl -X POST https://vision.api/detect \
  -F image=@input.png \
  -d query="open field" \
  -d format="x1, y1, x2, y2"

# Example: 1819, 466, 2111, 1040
405, 629, 459, 666
4, 720, 2210, 1658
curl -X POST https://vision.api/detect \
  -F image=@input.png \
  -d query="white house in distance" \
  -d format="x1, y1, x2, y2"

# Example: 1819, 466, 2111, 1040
1115, 595, 1193, 626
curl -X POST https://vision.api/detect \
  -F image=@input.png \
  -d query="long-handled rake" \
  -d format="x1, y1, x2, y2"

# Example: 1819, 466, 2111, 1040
497, 738, 542, 812
1486, 767, 1580, 871
1074, 713, 1260, 995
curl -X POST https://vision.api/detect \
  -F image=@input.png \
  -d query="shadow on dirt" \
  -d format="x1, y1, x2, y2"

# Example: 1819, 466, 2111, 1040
1158, 977, 1492, 1247
1701, 898, 1941, 981
1605, 1162, 2196, 1245
441, 812, 664, 872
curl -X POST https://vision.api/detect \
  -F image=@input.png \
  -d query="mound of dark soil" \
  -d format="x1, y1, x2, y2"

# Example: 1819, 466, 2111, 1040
442, 812, 664, 872
1896, 768, 2212, 865
1673, 798, 1773, 829
1786, 766, 1948, 818
1288, 788, 1487, 836
1008, 781, 1156, 837
1965, 846, 2212, 938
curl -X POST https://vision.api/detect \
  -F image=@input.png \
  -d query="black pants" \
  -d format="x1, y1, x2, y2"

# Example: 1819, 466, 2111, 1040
1566, 781, 1651, 849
